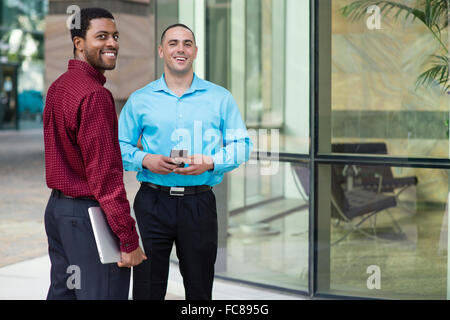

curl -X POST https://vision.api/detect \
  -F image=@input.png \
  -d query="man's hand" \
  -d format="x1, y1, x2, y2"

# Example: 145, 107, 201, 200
117, 246, 147, 268
142, 154, 178, 175
172, 155, 214, 176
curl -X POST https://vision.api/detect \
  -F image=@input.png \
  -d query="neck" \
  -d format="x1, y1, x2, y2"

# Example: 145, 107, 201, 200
163, 68, 194, 97
74, 52, 105, 74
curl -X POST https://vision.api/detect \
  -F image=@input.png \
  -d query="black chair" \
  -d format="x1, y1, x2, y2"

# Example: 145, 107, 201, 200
329, 165, 400, 245
291, 162, 403, 245
331, 143, 418, 196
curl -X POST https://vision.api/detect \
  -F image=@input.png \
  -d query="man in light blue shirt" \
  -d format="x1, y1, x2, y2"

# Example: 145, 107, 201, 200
118, 23, 252, 300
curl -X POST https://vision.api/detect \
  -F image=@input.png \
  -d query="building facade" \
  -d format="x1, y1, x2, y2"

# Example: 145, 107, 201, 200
0, 0, 46, 130
12, 0, 449, 299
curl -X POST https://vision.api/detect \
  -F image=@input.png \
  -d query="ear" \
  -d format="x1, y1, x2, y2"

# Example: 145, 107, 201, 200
158, 44, 164, 59
73, 36, 85, 54
193, 45, 198, 59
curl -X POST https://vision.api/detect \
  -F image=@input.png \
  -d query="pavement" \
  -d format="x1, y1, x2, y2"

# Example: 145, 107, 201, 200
0, 129, 304, 300
0, 255, 302, 300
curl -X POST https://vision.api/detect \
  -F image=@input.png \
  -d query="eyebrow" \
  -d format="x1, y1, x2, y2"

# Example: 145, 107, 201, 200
167, 39, 193, 43
94, 30, 119, 35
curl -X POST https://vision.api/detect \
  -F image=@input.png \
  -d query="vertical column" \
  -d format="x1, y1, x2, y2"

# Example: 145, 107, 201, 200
229, 0, 246, 222
178, 0, 205, 78
285, 0, 310, 154
261, 0, 272, 120
317, 0, 332, 154
271, 0, 285, 127
155, 0, 179, 78
231, 0, 245, 117
315, 0, 332, 294
447, 1, 450, 300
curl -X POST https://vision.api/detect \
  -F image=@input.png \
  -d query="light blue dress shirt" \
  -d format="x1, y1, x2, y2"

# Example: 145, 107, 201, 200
118, 73, 253, 187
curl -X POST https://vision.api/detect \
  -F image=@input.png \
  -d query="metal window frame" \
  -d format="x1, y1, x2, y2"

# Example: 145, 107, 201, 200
310, 0, 450, 300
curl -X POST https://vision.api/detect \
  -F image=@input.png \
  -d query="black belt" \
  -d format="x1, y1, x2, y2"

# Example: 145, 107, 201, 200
142, 182, 212, 197
51, 189, 96, 201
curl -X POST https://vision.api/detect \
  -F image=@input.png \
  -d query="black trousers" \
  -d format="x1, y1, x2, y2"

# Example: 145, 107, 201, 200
132, 184, 218, 300
44, 192, 131, 300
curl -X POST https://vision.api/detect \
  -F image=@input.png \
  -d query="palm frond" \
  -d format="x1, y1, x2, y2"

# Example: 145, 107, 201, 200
418, 0, 448, 28
342, 0, 450, 93
341, 0, 448, 52
341, 1, 425, 24
415, 55, 450, 93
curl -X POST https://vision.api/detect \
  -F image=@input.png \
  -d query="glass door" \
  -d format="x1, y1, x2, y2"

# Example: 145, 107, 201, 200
0, 63, 18, 130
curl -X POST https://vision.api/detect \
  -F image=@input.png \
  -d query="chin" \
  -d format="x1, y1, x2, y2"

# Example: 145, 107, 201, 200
104, 64, 117, 71
170, 66, 191, 75
96, 62, 117, 71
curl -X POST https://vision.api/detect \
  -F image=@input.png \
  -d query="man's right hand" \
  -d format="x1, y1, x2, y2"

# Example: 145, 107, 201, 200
117, 246, 147, 268
142, 154, 178, 175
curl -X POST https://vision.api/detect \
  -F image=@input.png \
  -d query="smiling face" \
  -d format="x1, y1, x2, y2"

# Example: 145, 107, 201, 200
158, 26, 198, 76
73, 18, 119, 73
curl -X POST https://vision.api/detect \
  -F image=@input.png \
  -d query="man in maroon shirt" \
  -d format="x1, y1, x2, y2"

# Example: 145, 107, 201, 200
43, 8, 146, 300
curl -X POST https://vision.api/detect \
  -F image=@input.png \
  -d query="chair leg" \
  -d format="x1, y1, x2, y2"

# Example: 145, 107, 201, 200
330, 196, 401, 245
394, 186, 416, 215
385, 209, 403, 233
371, 215, 377, 237
331, 210, 383, 245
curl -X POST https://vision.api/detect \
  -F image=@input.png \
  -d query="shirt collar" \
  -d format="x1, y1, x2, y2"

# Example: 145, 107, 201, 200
152, 73, 207, 96
68, 59, 106, 86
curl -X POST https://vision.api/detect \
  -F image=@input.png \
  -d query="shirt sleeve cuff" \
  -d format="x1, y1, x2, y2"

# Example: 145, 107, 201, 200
134, 150, 148, 173
211, 152, 226, 175
119, 229, 140, 253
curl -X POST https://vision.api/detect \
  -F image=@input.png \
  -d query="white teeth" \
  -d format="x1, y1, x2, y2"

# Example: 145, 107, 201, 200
103, 52, 115, 57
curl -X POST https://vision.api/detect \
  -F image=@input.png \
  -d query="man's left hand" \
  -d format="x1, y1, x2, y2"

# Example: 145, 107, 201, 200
172, 155, 214, 176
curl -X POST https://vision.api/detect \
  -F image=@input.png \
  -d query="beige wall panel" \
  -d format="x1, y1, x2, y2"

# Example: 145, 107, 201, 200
45, 12, 155, 101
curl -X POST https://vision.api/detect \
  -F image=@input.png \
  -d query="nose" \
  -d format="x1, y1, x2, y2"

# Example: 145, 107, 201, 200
176, 43, 185, 53
106, 35, 118, 49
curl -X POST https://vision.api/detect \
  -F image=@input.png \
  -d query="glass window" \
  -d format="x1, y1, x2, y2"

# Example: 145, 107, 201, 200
206, 0, 310, 154
317, 163, 448, 299
318, 0, 449, 158
218, 161, 310, 292
202, 0, 311, 293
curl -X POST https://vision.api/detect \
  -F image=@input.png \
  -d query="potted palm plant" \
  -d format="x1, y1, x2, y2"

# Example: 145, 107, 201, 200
341, 0, 449, 93
342, 0, 450, 256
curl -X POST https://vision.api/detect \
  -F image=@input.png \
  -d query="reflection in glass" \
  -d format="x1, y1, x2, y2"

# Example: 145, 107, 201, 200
206, 0, 310, 154
219, 161, 309, 292
320, 0, 449, 158
317, 163, 448, 299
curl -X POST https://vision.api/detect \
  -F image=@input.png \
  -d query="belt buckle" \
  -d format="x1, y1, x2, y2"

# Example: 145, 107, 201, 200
170, 187, 185, 197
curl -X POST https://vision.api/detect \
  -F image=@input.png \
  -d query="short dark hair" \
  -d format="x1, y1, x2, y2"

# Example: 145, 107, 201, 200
70, 8, 115, 54
160, 23, 196, 44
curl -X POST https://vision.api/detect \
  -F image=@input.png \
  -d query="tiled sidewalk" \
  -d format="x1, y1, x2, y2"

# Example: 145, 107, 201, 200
0, 129, 304, 300
0, 255, 302, 300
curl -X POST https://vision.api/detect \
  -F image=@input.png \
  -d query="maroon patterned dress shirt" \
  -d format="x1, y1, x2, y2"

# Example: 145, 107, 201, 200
43, 59, 139, 253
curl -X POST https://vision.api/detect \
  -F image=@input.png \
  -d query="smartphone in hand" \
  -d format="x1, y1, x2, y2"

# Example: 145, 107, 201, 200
170, 149, 188, 167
